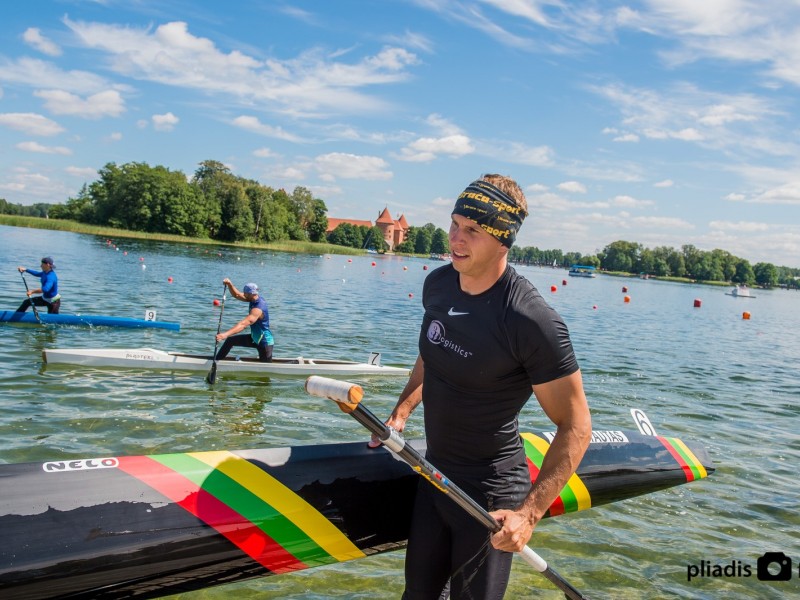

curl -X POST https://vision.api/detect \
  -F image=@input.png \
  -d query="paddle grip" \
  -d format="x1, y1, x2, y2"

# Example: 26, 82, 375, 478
305, 376, 364, 413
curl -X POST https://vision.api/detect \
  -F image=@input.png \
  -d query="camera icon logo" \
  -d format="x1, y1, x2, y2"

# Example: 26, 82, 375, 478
756, 552, 792, 581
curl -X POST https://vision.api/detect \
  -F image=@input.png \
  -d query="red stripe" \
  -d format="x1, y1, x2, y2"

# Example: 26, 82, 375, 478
117, 455, 307, 573
525, 457, 565, 517
656, 437, 695, 482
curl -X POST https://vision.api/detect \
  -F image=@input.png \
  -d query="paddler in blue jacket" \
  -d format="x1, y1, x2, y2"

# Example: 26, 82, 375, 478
16, 257, 61, 314
214, 279, 273, 362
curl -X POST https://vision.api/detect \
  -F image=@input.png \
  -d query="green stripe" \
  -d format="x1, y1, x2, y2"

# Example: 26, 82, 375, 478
522, 438, 545, 467
522, 438, 580, 513
153, 453, 336, 566
557, 479, 580, 513
664, 437, 703, 480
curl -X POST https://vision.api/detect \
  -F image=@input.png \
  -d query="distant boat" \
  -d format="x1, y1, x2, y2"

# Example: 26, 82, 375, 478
429, 253, 451, 261
568, 265, 597, 278
726, 285, 755, 298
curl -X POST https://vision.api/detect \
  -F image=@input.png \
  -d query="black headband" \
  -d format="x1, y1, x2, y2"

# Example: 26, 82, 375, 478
451, 180, 527, 248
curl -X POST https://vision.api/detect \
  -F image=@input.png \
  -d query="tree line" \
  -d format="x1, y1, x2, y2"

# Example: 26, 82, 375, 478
509, 240, 799, 289
1, 159, 797, 287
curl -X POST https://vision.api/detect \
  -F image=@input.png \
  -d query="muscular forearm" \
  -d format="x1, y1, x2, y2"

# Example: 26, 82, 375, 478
518, 422, 590, 523
391, 355, 424, 420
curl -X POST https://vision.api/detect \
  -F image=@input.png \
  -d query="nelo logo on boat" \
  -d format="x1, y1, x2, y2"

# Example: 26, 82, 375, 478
43, 457, 119, 472
687, 552, 796, 584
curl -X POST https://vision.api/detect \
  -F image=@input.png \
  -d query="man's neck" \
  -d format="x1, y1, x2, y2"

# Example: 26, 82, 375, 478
458, 258, 508, 295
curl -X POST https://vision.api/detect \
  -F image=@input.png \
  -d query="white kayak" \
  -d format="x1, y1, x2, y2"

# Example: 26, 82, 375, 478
42, 348, 411, 377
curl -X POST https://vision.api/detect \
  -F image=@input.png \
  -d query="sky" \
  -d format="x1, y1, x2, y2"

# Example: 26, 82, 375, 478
1, 1, 799, 268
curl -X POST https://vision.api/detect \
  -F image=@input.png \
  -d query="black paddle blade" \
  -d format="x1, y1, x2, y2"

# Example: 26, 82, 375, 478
206, 363, 218, 384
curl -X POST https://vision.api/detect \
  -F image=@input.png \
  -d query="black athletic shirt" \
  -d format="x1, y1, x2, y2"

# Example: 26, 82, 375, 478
419, 263, 579, 475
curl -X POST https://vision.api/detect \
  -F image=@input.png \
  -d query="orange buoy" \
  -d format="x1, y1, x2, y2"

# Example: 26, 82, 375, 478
693, 298, 701, 308
623, 295, 631, 303
742, 311, 751, 320
213, 299, 220, 306
550, 285, 557, 292
622, 286, 628, 293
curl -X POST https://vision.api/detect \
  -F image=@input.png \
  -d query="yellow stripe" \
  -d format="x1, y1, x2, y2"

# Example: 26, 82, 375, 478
520, 433, 591, 511
670, 438, 708, 479
189, 451, 365, 561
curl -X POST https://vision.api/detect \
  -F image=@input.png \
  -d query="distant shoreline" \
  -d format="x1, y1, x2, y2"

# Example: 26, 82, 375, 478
0, 215, 368, 258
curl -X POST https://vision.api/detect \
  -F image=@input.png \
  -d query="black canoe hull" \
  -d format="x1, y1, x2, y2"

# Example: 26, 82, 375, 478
0, 430, 713, 599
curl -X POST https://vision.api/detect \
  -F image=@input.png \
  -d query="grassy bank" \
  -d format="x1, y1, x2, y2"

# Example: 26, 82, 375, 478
0, 215, 366, 257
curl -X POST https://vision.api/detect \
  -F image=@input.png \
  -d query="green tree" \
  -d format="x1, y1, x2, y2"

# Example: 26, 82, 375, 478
414, 227, 432, 254
218, 181, 255, 242
753, 262, 778, 288
430, 228, 449, 254
307, 199, 329, 243
601, 240, 641, 273
733, 259, 755, 285
328, 223, 363, 248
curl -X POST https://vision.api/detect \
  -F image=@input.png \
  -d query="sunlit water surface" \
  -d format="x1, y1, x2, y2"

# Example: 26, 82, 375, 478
1, 225, 798, 599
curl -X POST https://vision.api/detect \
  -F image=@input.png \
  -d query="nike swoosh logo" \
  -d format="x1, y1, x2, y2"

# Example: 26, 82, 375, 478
448, 307, 469, 316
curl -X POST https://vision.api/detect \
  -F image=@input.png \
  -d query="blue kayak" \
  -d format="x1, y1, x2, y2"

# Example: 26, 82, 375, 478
0, 310, 180, 331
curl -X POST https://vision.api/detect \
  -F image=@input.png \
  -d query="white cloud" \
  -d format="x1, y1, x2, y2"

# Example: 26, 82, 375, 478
398, 134, 474, 162
232, 115, 305, 142
65, 166, 99, 178
0, 112, 64, 136
107, 132, 123, 141
22, 27, 62, 57
526, 183, 549, 193
253, 147, 278, 158
557, 181, 587, 194
630, 215, 694, 229
34, 89, 125, 119
16, 141, 72, 155
0, 57, 128, 95
313, 153, 392, 181
612, 195, 654, 208
613, 133, 639, 142
152, 112, 179, 132
724, 192, 746, 202
64, 18, 420, 116
709, 220, 770, 232
751, 181, 800, 205
654, 179, 674, 188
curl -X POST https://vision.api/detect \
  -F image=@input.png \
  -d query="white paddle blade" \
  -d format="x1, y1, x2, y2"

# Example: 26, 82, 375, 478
305, 376, 363, 404
630, 408, 657, 436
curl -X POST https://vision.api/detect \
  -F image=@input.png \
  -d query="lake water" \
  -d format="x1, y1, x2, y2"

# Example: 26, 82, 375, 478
1, 224, 798, 599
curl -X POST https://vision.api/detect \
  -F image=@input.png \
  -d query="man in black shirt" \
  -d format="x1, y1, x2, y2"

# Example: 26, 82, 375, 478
371, 174, 592, 599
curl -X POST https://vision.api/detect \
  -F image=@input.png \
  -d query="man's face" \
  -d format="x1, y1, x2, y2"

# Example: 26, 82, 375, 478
41, 262, 51, 272
448, 214, 505, 276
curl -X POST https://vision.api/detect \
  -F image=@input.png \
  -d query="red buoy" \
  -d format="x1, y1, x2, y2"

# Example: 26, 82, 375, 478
693, 298, 701, 308
624, 295, 631, 303
213, 299, 220, 306
743, 311, 751, 320
550, 285, 557, 293
168, 277, 173, 283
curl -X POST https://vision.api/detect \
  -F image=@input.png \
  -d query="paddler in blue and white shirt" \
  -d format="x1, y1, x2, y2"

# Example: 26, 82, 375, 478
214, 279, 274, 362
16, 256, 61, 313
